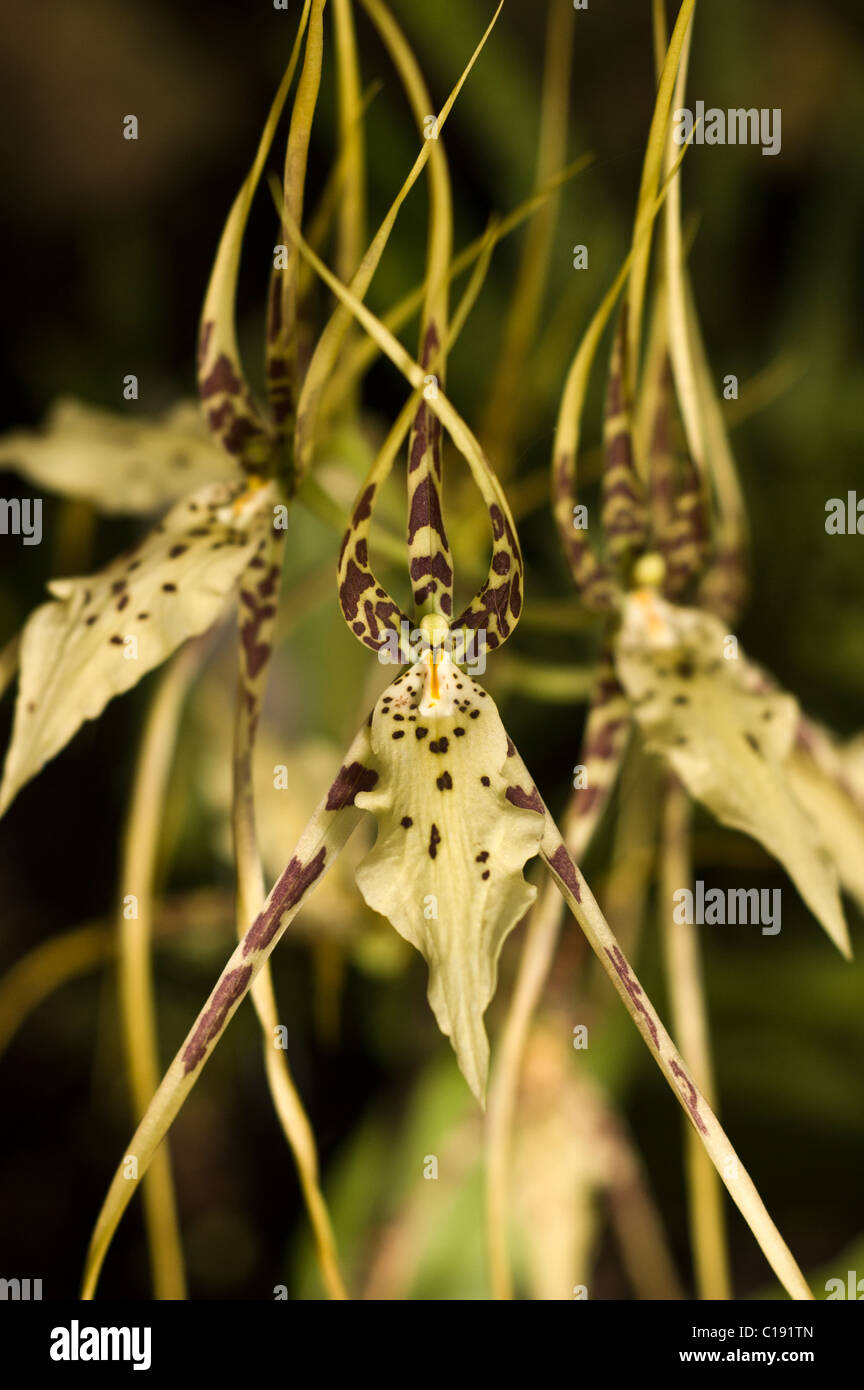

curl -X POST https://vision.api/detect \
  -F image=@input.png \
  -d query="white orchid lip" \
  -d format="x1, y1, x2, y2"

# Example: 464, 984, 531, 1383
622, 587, 679, 650
217, 476, 276, 528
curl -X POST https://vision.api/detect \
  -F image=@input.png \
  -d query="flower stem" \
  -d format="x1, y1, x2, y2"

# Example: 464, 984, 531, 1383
118, 641, 204, 1299
659, 780, 732, 1298
232, 533, 348, 1300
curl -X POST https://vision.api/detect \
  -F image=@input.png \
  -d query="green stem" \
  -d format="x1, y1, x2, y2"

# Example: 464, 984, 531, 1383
231, 534, 348, 1300
118, 641, 205, 1299
658, 781, 732, 1298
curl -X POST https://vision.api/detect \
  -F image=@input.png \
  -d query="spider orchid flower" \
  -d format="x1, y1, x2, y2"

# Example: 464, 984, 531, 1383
551, 304, 854, 958
82, 205, 815, 1305
0, 0, 499, 819
547, 19, 861, 956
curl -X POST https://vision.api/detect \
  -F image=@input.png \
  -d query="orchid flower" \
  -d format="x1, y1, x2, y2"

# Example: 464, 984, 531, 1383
487, 0, 860, 1305
0, 0, 516, 1301
0, 0, 501, 820
80, 131, 818, 1298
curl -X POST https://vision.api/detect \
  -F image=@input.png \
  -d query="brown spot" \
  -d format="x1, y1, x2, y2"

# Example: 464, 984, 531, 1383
475, 851, 489, 863
168, 545, 188, 559
199, 351, 243, 399
429, 738, 449, 754
574, 786, 603, 814
421, 321, 440, 366
240, 625, 272, 680
428, 824, 441, 859
480, 776, 491, 787
401, 816, 413, 828
325, 763, 379, 810
548, 844, 581, 901
669, 1059, 708, 1134
407, 477, 448, 547
506, 785, 543, 814
243, 849, 328, 957
182, 964, 253, 1073
339, 558, 374, 622
353, 485, 375, 524
436, 771, 453, 791
583, 717, 629, 762
604, 946, 659, 1048
410, 551, 453, 589
258, 564, 281, 599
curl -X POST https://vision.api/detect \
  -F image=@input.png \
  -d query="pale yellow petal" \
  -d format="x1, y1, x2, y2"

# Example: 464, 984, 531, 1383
354, 650, 544, 1102
0, 480, 277, 816
614, 591, 850, 956
0, 399, 235, 514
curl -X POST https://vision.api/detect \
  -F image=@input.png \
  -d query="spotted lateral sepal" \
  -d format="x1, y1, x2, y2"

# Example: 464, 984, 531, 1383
451, 499, 524, 653
660, 444, 709, 598
197, 322, 275, 478
601, 310, 649, 569
553, 449, 619, 613
337, 476, 412, 657
647, 356, 678, 545
568, 640, 632, 856
698, 532, 749, 625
